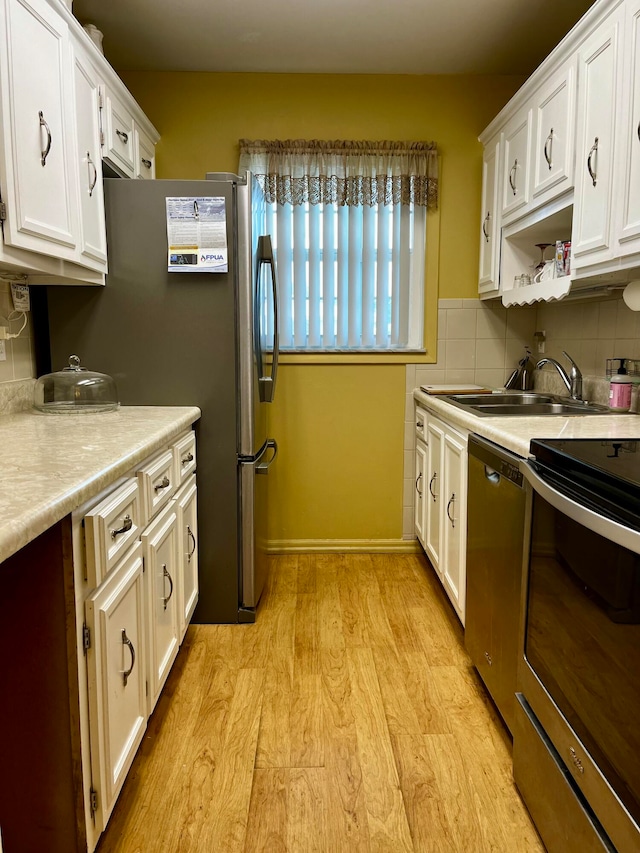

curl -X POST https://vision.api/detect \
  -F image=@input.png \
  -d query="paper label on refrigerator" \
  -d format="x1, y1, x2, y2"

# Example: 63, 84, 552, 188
166, 197, 228, 272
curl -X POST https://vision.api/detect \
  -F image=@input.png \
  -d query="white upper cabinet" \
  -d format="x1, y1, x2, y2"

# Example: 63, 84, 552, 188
71, 37, 107, 271
500, 108, 532, 221
530, 58, 577, 205
478, 134, 501, 297
0, 0, 158, 284
0, 0, 79, 261
615, 0, 640, 255
572, 9, 622, 268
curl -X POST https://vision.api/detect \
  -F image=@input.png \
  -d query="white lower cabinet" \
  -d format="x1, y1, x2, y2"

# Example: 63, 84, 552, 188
174, 476, 199, 640
142, 502, 180, 711
76, 429, 198, 851
85, 541, 147, 831
414, 408, 468, 624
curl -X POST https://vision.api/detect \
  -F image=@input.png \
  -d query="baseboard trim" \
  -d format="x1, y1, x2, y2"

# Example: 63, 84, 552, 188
267, 538, 422, 554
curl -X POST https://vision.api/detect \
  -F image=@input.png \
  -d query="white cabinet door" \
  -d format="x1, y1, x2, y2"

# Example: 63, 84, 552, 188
501, 109, 532, 221
71, 41, 107, 271
414, 439, 427, 548
441, 430, 467, 624
85, 541, 147, 831
531, 59, 577, 204
102, 86, 135, 178
478, 135, 501, 297
572, 13, 621, 267
142, 502, 180, 712
616, 0, 640, 254
173, 476, 198, 640
134, 124, 155, 179
425, 418, 443, 572
0, 0, 78, 260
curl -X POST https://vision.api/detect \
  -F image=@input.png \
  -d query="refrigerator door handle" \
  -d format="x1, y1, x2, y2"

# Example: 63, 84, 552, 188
256, 235, 279, 403
256, 439, 278, 474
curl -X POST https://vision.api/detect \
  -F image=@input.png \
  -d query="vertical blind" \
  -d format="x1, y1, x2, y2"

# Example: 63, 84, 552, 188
264, 200, 426, 350
240, 139, 437, 352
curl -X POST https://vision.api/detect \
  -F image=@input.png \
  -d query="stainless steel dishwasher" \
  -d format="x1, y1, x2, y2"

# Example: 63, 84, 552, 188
465, 433, 527, 734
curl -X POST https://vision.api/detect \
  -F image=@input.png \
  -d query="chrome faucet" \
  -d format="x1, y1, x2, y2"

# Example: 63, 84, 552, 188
536, 350, 583, 401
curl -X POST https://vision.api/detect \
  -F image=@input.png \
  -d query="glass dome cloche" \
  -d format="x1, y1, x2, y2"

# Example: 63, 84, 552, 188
34, 355, 119, 414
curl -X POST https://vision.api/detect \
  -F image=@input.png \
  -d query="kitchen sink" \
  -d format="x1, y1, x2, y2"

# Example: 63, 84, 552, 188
440, 392, 610, 417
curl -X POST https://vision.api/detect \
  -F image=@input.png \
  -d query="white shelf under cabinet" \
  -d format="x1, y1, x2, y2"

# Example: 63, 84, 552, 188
502, 275, 572, 306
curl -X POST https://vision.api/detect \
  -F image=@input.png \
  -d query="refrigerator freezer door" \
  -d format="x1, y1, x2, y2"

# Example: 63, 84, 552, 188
240, 439, 277, 611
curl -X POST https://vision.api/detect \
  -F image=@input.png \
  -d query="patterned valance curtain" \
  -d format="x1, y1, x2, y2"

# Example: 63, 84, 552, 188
238, 139, 438, 209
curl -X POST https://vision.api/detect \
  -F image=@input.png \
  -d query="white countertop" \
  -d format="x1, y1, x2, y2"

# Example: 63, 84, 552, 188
413, 389, 640, 457
0, 405, 201, 565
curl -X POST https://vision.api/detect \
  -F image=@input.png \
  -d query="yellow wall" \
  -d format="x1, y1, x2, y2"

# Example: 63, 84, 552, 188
122, 72, 522, 545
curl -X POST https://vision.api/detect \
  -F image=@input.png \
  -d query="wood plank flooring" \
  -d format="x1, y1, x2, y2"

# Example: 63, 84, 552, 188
96, 553, 544, 852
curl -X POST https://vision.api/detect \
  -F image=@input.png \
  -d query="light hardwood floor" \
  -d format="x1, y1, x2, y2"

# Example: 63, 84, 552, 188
96, 553, 544, 852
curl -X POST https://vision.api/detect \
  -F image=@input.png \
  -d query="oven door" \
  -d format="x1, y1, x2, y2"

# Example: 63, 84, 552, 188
518, 460, 640, 853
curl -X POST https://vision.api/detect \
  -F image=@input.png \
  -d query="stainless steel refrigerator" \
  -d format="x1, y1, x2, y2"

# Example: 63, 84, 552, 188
45, 172, 279, 623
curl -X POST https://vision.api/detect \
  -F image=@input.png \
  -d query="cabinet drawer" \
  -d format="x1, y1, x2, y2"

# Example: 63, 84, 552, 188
84, 478, 142, 587
415, 406, 427, 442
172, 430, 196, 486
137, 449, 176, 521
102, 87, 135, 177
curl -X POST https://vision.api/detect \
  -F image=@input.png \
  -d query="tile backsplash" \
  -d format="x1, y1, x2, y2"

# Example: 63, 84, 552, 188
402, 293, 640, 538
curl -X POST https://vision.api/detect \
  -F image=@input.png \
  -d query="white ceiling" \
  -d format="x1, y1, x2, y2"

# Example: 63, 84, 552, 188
73, 0, 595, 76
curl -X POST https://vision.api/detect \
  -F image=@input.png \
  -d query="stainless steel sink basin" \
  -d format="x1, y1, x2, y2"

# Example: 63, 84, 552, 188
440, 392, 610, 417
446, 393, 555, 406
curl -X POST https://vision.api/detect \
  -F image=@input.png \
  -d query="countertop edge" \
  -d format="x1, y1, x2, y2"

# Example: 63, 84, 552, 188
412, 389, 640, 457
0, 406, 201, 565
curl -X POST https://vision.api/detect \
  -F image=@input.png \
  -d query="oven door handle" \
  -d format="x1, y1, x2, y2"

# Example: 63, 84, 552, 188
520, 461, 640, 555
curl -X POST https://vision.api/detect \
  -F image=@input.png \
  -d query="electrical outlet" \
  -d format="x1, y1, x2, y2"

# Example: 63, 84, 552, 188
0, 340, 6, 361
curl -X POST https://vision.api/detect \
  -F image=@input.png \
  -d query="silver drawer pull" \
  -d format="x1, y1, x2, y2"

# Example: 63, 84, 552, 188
122, 629, 135, 686
415, 472, 423, 498
162, 564, 174, 610
187, 525, 196, 562
154, 476, 170, 492
141, 157, 152, 169
181, 452, 194, 466
116, 128, 129, 144
111, 514, 133, 539
569, 746, 585, 774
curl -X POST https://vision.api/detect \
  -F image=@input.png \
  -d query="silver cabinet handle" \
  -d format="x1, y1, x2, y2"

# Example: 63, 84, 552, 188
587, 137, 598, 187
509, 158, 518, 195
187, 525, 196, 562
429, 472, 438, 502
544, 128, 553, 169
181, 452, 194, 466
122, 629, 135, 686
484, 651, 492, 666
446, 493, 456, 527
39, 111, 52, 166
110, 514, 133, 539
415, 472, 423, 498
154, 476, 170, 492
482, 211, 491, 242
141, 157, 152, 169
87, 151, 97, 197
116, 128, 129, 144
162, 564, 174, 610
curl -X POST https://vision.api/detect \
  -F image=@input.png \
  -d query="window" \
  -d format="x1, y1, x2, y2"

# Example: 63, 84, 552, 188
239, 139, 438, 353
